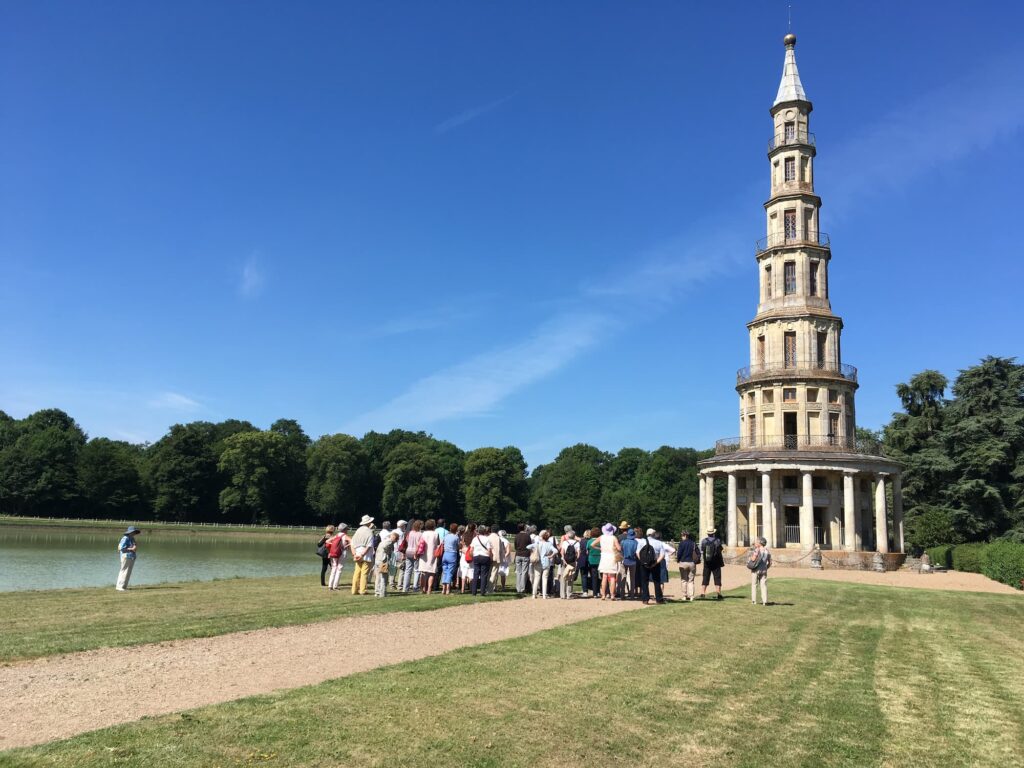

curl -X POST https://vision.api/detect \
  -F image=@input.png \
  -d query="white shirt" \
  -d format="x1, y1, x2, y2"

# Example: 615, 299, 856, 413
635, 537, 667, 563
471, 535, 492, 558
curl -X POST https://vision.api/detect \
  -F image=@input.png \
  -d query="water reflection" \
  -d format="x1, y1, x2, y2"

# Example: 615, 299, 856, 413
0, 526, 319, 592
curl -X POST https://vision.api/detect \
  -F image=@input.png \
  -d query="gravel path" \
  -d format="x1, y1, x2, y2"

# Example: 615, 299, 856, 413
1, 564, 1016, 751
0, 596, 641, 750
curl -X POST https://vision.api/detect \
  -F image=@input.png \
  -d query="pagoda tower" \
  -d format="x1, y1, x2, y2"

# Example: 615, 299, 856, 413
697, 34, 904, 565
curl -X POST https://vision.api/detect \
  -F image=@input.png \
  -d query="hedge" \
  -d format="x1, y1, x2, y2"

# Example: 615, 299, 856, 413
925, 545, 954, 569
981, 541, 1024, 590
951, 542, 988, 573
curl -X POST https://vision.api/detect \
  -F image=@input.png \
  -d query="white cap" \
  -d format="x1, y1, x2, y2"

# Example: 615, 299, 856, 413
397, 519, 407, 527
646, 528, 656, 536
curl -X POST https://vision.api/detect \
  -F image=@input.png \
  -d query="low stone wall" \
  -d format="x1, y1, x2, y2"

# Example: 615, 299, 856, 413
723, 547, 907, 571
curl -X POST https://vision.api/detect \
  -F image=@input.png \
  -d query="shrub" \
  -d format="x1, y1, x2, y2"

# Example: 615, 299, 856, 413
906, 505, 962, 552
925, 545, 954, 569
982, 541, 1024, 590
952, 542, 988, 573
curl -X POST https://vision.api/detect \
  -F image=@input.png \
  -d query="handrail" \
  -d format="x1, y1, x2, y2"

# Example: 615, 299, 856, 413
768, 132, 815, 151
737, 361, 857, 384
756, 231, 830, 253
713, 434, 885, 456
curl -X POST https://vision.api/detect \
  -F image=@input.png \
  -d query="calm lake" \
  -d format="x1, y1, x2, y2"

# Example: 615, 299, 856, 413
0, 526, 320, 592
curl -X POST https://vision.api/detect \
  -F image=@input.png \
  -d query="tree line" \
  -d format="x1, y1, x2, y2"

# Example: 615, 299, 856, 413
0, 410, 710, 535
878, 356, 1024, 551
2, 355, 1019, 547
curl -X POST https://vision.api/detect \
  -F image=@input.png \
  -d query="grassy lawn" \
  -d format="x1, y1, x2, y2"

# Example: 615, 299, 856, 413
0, 575, 513, 663
3, 580, 1022, 767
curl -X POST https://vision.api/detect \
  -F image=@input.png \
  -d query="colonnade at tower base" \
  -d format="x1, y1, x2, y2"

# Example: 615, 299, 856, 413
698, 451, 906, 571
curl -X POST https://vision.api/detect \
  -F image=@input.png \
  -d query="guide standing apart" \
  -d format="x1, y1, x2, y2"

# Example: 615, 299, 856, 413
116, 526, 141, 591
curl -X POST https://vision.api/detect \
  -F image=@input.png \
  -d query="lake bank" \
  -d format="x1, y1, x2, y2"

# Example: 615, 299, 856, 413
0, 515, 319, 537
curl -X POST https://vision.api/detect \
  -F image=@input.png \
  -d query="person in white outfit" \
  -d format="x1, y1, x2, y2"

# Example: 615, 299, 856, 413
527, 530, 557, 599
115, 526, 141, 591
748, 536, 772, 605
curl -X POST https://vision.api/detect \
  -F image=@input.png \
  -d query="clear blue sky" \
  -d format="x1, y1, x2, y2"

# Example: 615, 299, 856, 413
2, 1, 1022, 469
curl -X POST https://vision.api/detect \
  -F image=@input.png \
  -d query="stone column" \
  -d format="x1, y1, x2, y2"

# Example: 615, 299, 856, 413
705, 474, 716, 536
760, 468, 773, 546
749, 473, 759, 544
698, 475, 707, 536
892, 474, 904, 553
874, 474, 889, 554
800, 470, 814, 549
828, 474, 841, 550
842, 471, 856, 552
727, 473, 738, 547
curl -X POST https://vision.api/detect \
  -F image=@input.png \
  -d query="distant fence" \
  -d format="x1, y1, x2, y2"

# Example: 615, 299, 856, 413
0, 515, 321, 532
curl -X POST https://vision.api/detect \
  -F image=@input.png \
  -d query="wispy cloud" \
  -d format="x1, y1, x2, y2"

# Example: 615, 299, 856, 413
239, 253, 266, 298
348, 48, 1024, 434
356, 299, 487, 340
434, 94, 515, 135
344, 311, 612, 434
148, 391, 202, 412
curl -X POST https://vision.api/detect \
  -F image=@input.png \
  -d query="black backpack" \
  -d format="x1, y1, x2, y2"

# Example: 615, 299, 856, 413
637, 539, 658, 569
703, 538, 722, 563
564, 543, 577, 564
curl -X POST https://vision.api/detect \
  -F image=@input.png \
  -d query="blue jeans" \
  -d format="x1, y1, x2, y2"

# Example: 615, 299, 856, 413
515, 556, 530, 593
441, 554, 458, 585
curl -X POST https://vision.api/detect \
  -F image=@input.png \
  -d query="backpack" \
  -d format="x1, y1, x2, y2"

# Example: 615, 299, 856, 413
703, 538, 722, 563
746, 550, 764, 571
637, 539, 658, 569
564, 542, 578, 564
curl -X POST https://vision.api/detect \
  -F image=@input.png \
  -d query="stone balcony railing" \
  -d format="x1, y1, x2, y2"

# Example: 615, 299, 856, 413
713, 434, 885, 457
737, 360, 857, 385
756, 230, 830, 254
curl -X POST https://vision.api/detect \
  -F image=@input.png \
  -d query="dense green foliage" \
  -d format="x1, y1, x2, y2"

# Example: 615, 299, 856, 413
882, 356, 1024, 550
925, 544, 954, 569
0, 411, 704, 532
981, 541, 1024, 590
951, 542, 987, 573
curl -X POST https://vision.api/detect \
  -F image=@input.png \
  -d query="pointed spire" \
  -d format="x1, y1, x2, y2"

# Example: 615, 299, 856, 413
773, 33, 807, 107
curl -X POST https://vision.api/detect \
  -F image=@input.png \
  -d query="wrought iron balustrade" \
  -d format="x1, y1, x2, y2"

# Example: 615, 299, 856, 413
713, 434, 885, 456
768, 132, 815, 151
756, 231, 830, 253
737, 360, 857, 384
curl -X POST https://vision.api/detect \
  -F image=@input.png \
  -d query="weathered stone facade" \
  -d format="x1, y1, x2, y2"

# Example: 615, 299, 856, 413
698, 34, 904, 565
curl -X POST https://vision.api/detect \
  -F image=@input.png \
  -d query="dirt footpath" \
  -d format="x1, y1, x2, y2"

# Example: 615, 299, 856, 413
0, 596, 641, 750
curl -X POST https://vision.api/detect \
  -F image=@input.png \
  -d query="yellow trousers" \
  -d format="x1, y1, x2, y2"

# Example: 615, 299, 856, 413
351, 560, 371, 595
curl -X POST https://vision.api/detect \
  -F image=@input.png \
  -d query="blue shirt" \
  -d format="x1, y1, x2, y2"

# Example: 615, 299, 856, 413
118, 535, 136, 559
621, 537, 638, 565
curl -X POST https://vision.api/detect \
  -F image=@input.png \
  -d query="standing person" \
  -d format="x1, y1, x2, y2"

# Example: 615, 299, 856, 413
658, 531, 671, 587
317, 526, 333, 587
375, 532, 399, 597
326, 523, 351, 591
559, 530, 580, 599
748, 536, 772, 605
513, 523, 532, 594
620, 528, 638, 600
596, 523, 622, 600
636, 528, 667, 605
389, 520, 407, 590
485, 526, 504, 594
458, 524, 474, 593
699, 528, 725, 600
402, 520, 423, 593
471, 525, 493, 596
115, 526, 141, 591
527, 530, 557, 599
586, 528, 602, 597
675, 530, 698, 602
418, 519, 440, 595
440, 523, 460, 595
497, 530, 512, 591
349, 515, 376, 596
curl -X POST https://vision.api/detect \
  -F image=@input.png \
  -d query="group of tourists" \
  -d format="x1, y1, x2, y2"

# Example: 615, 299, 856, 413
316, 516, 776, 605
